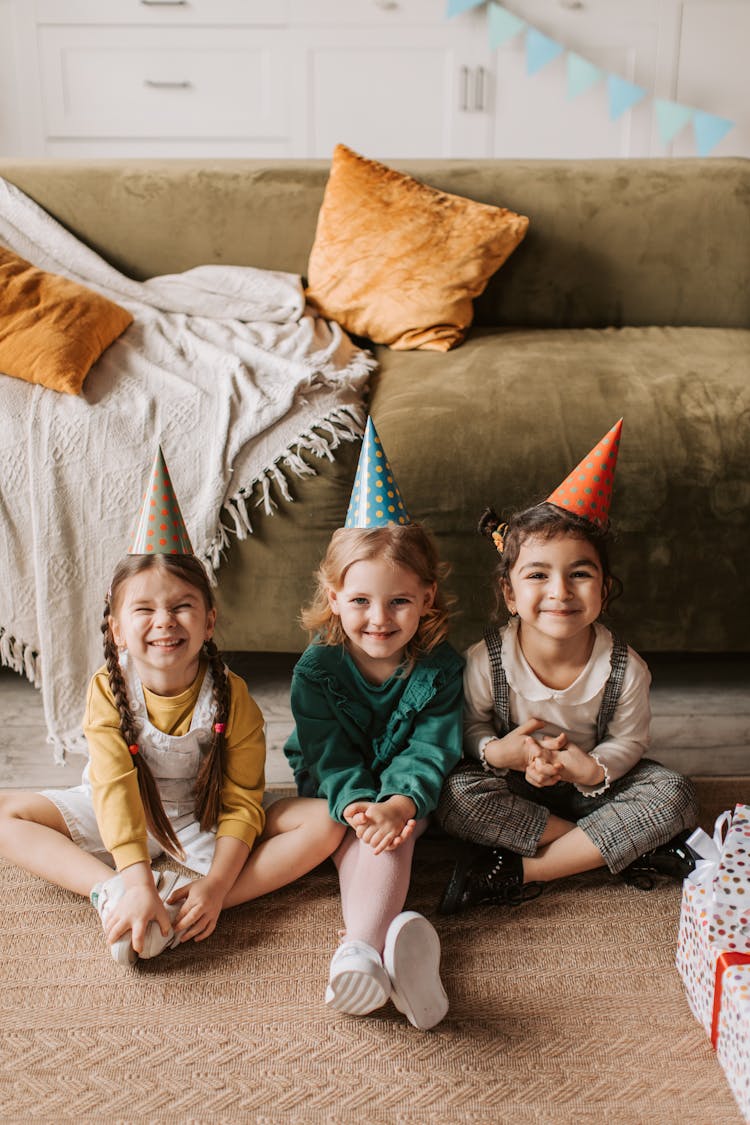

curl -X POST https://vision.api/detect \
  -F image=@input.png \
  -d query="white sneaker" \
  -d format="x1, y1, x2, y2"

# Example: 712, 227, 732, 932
325, 940, 391, 1015
141, 869, 192, 958
91, 874, 137, 966
91, 869, 191, 965
383, 911, 449, 1030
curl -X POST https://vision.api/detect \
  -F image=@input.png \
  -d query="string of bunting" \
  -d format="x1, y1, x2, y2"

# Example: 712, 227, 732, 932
446, 0, 735, 156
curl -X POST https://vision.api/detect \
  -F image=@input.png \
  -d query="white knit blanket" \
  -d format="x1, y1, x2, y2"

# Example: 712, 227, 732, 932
0, 177, 374, 760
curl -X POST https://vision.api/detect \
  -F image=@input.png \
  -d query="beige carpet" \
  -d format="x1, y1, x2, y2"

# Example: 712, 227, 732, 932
1, 778, 748, 1124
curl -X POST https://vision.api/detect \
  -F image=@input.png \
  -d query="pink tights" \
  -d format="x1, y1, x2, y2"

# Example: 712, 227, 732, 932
332, 818, 428, 954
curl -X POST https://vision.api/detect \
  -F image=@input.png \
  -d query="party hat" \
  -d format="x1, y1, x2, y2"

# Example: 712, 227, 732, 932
545, 419, 623, 530
129, 446, 194, 554
344, 417, 410, 528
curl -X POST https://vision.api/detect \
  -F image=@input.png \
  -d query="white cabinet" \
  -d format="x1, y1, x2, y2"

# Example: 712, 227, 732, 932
3, 0, 749, 160
23, 0, 304, 157
38, 26, 298, 151
298, 16, 494, 159
11, 0, 494, 159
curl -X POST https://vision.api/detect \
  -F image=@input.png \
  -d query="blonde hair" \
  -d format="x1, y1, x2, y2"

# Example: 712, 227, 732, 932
301, 524, 453, 669
103, 553, 230, 858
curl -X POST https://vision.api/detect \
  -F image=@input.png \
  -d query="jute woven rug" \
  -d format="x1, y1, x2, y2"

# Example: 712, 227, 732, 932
1, 777, 748, 1124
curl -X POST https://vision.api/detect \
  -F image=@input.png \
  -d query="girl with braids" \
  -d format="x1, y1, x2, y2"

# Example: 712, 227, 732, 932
0, 451, 344, 966
436, 421, 699, 914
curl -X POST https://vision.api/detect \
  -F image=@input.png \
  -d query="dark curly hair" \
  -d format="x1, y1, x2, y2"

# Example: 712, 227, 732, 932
478, 502, 623, 622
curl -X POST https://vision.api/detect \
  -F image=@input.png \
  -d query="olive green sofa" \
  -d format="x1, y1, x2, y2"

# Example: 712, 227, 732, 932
2, 157, 748, 654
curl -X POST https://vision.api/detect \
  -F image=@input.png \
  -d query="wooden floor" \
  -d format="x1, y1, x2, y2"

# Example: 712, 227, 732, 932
1, 651, 748, 790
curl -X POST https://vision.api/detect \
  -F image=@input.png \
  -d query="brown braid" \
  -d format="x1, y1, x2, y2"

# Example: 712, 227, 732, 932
193, 637, 231, 832
101, 597, 185, 859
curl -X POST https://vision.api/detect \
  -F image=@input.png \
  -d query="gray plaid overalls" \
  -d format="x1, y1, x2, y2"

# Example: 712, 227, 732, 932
436, 627, 698, 873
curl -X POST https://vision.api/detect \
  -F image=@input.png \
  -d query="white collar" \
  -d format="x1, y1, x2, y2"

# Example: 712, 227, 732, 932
501, 616, 613, 704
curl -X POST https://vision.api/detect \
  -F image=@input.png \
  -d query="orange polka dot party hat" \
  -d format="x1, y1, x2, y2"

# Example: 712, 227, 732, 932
545, 418, 623, 530
344, 417, 411, 528
129, 445, 194, 555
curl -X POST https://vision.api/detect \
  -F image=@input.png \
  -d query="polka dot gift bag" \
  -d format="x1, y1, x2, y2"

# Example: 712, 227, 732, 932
716, 963, 750, 1122
676, 806, 750, 1120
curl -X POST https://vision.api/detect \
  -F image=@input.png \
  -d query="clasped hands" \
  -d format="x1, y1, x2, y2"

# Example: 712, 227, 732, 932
484, 718, 605, 789
343, 794, 417, 855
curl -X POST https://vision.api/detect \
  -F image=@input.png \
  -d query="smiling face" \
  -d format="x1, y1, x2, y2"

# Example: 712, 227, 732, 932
327, 557, 435, 683
502, 533, 608, 649
110, 563, 216, 695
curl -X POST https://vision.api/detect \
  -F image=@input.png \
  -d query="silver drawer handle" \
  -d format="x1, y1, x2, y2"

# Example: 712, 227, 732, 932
460, 65, 469, 111
140, 1, 188, 6
474, 65, 485, 112
144, 79, 193, 88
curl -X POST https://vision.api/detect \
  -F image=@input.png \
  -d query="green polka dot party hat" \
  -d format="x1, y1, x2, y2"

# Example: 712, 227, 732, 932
345, 417, 411, 528
129, 445, 194, 555
545, 418, 622, 530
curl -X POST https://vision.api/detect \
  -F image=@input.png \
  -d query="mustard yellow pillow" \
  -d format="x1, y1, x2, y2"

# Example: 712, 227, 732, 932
0, 247, 133, 394
306, 145, 529, 352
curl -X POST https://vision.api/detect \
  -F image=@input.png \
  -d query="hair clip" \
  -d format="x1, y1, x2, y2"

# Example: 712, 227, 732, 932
213, 723, 226, 734
128, 744, 139, 756
491, 524, 508, 554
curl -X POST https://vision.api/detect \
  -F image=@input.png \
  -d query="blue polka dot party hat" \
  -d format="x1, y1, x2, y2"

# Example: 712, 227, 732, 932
344, 417, 411, 528
129, 445, 194, 555
546, 418, 622, 530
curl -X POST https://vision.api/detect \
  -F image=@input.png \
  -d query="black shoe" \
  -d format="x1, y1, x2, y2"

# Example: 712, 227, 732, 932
439, 844, 543, 915
622, 828, 699, 891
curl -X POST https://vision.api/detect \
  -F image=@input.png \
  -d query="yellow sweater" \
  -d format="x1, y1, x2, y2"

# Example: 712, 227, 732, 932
83, 663, 266, 871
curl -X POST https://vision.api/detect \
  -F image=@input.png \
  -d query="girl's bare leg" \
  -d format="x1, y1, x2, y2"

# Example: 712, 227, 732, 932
523, 824, 606, 882
0, 792, 115, 896
223, 797, 345, 908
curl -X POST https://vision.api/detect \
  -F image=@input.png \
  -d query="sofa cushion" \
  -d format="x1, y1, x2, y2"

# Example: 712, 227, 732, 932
0, 246, 133, 394
305, 144, 529, 352
367, 325, 750, 651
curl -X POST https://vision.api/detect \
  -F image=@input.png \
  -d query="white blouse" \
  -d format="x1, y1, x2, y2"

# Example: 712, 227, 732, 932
462, 617, 652, 795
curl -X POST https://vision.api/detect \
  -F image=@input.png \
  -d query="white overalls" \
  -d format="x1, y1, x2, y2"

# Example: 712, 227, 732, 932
45, 654, 219, 875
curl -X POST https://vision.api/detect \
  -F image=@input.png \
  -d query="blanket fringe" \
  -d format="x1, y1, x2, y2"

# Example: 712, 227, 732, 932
205, 403, 366, 566
48, 729, 89, 767
0, 628, 41, 688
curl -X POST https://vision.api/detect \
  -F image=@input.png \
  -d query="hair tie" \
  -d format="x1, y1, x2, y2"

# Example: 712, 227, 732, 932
213, 723, 226, 734
492, 523, 509, 555
128, 744, 139, 756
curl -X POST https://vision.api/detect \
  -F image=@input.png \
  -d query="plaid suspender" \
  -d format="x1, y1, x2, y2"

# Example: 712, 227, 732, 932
484, 625, 512, 736
595, 634, 628, 744
483, 625, 629, 743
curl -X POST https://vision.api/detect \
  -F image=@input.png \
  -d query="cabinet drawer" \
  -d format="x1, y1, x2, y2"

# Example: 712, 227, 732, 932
36, 0, 288, 26
39, 27, 291, 138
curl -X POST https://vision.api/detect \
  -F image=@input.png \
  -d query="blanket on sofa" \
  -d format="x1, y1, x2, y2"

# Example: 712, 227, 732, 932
0, 177, 374, 760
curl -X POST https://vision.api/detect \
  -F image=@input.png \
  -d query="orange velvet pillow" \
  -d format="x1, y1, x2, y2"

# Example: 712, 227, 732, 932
0, 247, 133, 394
306, 145, 529, 352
